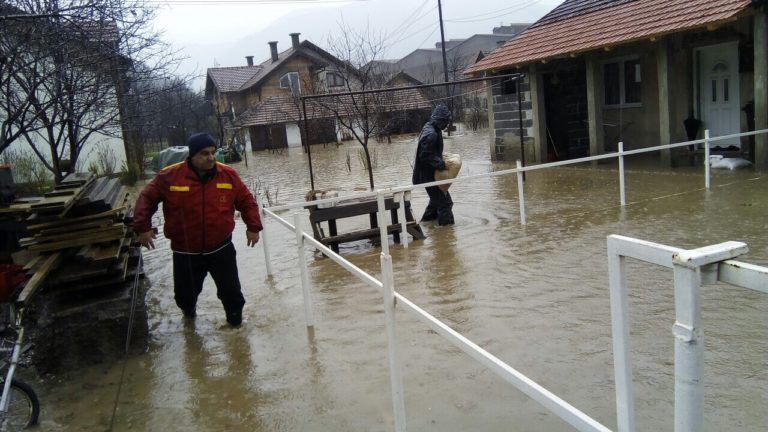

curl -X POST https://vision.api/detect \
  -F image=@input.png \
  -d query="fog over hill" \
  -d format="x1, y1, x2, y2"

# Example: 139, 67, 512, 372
158, 0, 560, 90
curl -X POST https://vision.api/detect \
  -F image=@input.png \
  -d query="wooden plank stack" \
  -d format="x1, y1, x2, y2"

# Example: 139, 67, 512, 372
17, 173, 139, 308
7, 172, 148, 373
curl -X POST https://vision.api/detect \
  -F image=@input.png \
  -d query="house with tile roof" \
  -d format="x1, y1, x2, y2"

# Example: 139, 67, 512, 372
206, 33, 434, 150
465, 0, 768, 170
205, 33, 356, 150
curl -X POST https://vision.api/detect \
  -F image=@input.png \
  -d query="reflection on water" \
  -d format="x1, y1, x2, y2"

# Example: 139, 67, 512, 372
34, 130, 767, 431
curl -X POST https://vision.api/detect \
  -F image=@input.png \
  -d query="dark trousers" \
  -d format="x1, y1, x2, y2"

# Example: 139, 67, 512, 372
172, 242, 245, 316
422, 186, 454, 225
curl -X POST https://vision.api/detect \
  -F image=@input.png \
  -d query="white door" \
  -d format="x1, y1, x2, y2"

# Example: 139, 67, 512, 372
697, 42, 740, 148
286, 123, 302, 148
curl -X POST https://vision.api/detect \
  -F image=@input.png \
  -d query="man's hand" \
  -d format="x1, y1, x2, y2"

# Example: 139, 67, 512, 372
246, 230, 260, 247
138, 230, 156, 249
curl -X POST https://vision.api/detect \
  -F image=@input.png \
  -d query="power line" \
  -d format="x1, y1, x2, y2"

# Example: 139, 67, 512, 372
146, 0, 370, 4
382, 0, 431, 45
445, 0, 544, 23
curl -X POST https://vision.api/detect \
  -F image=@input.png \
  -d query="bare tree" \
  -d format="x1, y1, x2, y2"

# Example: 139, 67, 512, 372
313, 22, 394, 190
0, 0, 187, 182
0, 3, 60, 156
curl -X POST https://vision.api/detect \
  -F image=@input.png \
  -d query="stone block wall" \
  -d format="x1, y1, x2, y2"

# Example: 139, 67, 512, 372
491, 76, 535, 161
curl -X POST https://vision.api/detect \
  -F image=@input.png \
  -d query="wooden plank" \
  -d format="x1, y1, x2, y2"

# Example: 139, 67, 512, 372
58, 175, 96, 218
22, 255, 43, 272
28, 226, 127, 252
25, 207, 124, 231
16, 252, 63, 305
33, 219, 112, 236
44, 189, 77, 198
88, 242, 122, 262
26, 225, 125, 247
309, 197, 412, 223
30, 197, 69, 209
320, 222, 415, 246
60, 172, 94, 186
49, 251, 128, 284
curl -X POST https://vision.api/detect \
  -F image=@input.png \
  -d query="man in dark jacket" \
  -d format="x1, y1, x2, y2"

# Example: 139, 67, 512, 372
412, 103, 454, 225
133, 133, 263, 326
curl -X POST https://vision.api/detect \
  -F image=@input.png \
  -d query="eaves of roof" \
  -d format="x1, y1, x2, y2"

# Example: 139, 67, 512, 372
234, 86, 433, 128
465, 0, 753, 74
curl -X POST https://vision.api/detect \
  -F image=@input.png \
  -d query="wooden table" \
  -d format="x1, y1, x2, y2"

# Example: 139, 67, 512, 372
308, 195, 425, 253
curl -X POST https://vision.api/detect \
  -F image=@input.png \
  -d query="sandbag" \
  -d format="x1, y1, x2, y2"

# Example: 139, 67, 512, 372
434, 153, 462, 192
709, 155, 752, 170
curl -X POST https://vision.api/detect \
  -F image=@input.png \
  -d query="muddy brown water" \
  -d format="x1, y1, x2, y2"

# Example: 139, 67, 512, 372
26, 129, 767, 431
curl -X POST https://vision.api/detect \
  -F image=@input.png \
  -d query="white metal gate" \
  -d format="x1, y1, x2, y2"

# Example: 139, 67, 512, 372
607, 235, 768, 432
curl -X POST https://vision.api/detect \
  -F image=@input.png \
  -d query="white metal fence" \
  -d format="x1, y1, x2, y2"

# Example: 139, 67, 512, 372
607, 235, 768, 432
257, 129, 766, 431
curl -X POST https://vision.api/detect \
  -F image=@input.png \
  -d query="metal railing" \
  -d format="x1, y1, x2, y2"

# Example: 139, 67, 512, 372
607, 235, 768, 432
261, 197, 612, 432
256, 129, 766, 431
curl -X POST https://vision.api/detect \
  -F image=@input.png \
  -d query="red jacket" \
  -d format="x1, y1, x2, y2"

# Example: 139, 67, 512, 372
133, 160, 263, 253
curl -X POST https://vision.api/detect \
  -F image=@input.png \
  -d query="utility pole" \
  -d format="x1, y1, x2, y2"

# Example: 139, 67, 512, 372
438, 0, 449, 84
437, 0, 454, 135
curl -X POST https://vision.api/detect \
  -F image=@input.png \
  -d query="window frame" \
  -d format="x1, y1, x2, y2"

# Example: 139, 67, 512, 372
279, 71, 300, 95
326, 71, 344, 88
602, 56, 643, 109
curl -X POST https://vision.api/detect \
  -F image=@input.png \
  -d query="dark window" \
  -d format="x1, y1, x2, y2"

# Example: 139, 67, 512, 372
604, 62, 621, 105
723, 78, 729, 102
711, 80, 717, 102
624, 59, 641, 103
604, 58, 642, 106
326, 72, 344, 87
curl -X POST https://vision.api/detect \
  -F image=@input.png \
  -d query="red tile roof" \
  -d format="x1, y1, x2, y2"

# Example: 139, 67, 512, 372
208, 66, 263, 93
465, 0, 753, 74
235, 86, 434, 128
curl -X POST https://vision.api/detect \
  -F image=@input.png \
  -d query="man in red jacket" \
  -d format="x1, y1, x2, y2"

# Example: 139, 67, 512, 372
133, 132, 263, 326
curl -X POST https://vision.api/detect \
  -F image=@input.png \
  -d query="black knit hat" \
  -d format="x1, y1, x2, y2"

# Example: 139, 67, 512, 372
187, 133, 216, 157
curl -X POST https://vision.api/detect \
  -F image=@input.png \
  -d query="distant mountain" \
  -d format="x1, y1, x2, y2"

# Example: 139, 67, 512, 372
172, 0, 558, 90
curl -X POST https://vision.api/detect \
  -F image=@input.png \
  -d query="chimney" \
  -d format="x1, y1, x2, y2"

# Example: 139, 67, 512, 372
290, 33, 301, 48
268, 41, 278, 62
245, 55, 254, 66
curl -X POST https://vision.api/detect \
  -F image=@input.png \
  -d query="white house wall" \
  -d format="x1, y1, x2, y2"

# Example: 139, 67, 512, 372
3, 129, 127, 176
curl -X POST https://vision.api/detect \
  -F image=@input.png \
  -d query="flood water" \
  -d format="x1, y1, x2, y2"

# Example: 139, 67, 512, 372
29, 128, 767, 431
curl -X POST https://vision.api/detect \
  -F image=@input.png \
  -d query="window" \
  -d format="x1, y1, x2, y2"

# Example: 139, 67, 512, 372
280, 72, 300, 95
501, 77, 518, 95
326, 72, 344, 88
603, 58, 642, 107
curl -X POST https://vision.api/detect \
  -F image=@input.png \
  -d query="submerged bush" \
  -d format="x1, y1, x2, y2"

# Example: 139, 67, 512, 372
119, 161, 142, 186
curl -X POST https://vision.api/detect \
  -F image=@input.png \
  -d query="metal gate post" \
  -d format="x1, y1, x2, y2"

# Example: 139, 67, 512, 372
259, 192, 274, 277
516, 160, 526, 225
607, 237, 635, 432
704, 130, 711, 190
670, 242, 747, 432
396, 192, 409, 248
618, 142, 626, 206
381, 253, 407, 431
293, 213, 314, 327
377, 193, 391, 255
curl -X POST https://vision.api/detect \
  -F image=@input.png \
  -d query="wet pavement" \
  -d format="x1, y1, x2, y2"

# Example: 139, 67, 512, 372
27, 128, 768, 431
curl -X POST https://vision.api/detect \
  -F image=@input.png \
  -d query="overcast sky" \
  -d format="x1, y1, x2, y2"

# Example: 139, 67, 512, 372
153, 0, 562, 89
